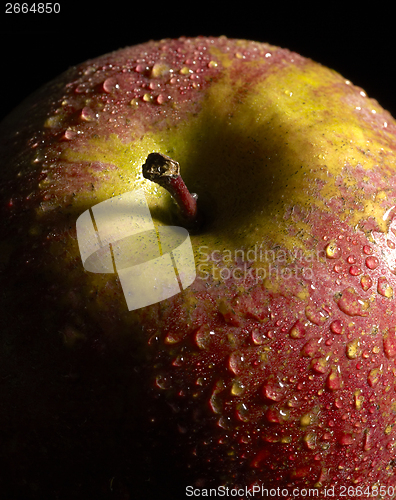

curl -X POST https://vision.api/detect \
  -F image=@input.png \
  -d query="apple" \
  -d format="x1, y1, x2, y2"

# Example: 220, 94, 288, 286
1, 36, 396, 499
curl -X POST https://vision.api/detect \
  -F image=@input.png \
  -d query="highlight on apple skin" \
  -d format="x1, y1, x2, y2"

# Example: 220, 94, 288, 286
1, 36, 396, 499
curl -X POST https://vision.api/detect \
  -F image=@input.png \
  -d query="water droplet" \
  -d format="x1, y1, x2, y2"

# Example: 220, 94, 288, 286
195, 326, 214, 350
180, 66, 191, 75
231, 379, 245, 396
63, 129, 77, 141
103, 77, 118, 93
172, 355, 184, 367
80, 106, 95, 121
325, 241, 342, 259
143, 93, 154, 103
169, 76, 179, 85
349, 265, 362, 276
252, 328, 267, 345
387, 239, 396, 249
360, 275, 373, 291
157, 93, 170, 104
383, 330, 396, 359
265, 408, 286, 424
150, 62, 171, 78
365, 256, 379, 270
236, 402, 250, 422
303, 432, 316, 450
339, 434, 354, 446
347, 255, 356, 264
217, 416, 231, 429
305, 305, 329, 325
311, 356, 330, 374
208, 60, 218, 68
155, 374, 170, 390
354, 390, 364, 410
228, 351, 245, 375
377, 277, 393, 298
346, 338, 361, 359
363, 431, 372, 451
363, 245, 373, 255
300, 412, 313, 427
135, 63, 149, 73
209, 393, 222, 414
301, 338, 321, 357
326, 367, 343, 390
164, 332, 182, 344
262, 378, 285, 402
334, 287, 370, 317
44, 115, 61, 128
149, 81, 160, 90
289, 320, 306, 339
367, 368, 381, 387
330, 320, 344, 335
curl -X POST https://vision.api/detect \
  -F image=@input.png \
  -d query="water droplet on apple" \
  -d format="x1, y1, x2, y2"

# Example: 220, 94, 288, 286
367, 368, 381, 387
311, 356, 330, 374
349, 265, 362, 276
330, 320, 344, 334
360, 275, 373, 291
80, 106, 95, 121
377, 277, 393, 298
262, 379, 285, 402
228, 351, 245, 375
252, 328, 267, 345
231, 379, 245, 396
236, 402, 250, 422
150, 62, 171, 78
172, 355, 184, 367
143, 93, 154, 103
334, 287, 370, 317
289, 320, 306, 339
354, 390, 364, 409
339, 434, 354, 446
157, 94, 170, 104
365, 256, 379, 270
103, 77, 118, 93
195, 326, 214, 350
325, 241, 342, 259
209, 393, 222, 414
326, 367, 343, 390
363, 245, 373, 255
347, 255, 356, 264
63, 129, 76, 141
301, 338, 321, 357
300, 412, 313, 427
363, 432, 372, 451
135, 63, 149, 74
155, 374, 170, 390
346, 338, 360, 359
305, 305, 329, 325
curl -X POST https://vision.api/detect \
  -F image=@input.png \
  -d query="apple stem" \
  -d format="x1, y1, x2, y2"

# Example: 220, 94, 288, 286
142, 152, 202, 229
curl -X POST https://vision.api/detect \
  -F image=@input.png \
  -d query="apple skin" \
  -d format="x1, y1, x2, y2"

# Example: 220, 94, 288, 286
2, 36, 396, 498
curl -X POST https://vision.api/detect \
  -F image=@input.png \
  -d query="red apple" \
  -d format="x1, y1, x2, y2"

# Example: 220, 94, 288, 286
1, 36, 396, 499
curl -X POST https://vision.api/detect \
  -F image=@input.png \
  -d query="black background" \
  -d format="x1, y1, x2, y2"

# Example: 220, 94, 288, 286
0, 5, 395, 120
